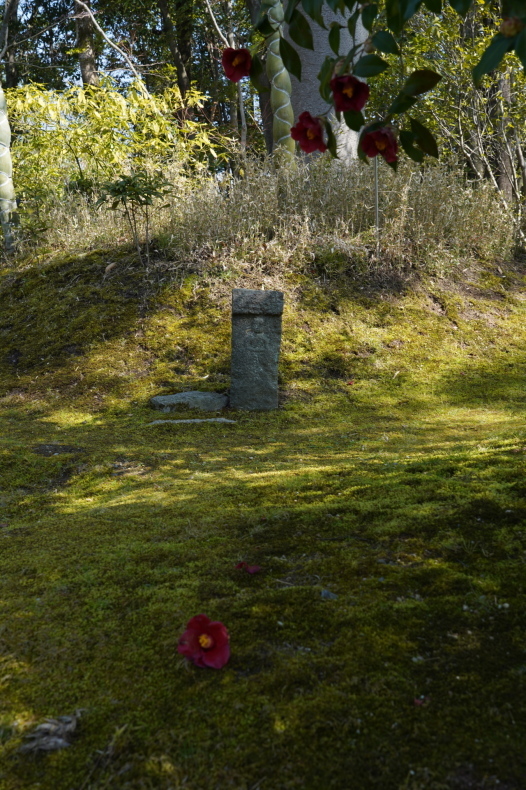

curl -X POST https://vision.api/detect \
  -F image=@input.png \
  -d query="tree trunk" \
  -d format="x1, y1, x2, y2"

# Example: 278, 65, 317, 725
4, 47, 18, 88
263, 0, 295, 163
0, 0, 20, 88
496, 74, 514, 201
157, 0, 190, 99
487, 73, 514, 202
74, 0, 99, 86
175, 0, 193, 86
0, 84, 17, 253
285, 5, 367, 162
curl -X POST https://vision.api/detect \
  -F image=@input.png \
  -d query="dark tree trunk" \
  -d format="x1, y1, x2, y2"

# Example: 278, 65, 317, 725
0, 0, 20, 87
175, 0, 193, 86
157, 0, 190, 99
74, 0, 99, 86
4, 47, 18, 87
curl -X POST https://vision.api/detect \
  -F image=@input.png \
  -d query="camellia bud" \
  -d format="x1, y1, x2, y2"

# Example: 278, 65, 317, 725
500, 17, 523, 37
364, 37, 376, 54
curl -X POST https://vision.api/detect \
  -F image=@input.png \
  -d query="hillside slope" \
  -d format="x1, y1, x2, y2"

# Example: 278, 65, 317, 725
1, 249, 526, 789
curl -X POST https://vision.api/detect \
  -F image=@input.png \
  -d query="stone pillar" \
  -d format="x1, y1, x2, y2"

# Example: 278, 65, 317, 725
230, 289, 284, 410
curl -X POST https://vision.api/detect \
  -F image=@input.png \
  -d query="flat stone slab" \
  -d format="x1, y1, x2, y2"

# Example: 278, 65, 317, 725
150, 391, 228, 413
232, 288, 284, 315
32, 444, 85, 456
148, 418, 236, 425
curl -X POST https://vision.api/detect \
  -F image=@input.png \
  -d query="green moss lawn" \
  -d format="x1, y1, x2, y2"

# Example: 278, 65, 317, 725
1, 249, 526, 789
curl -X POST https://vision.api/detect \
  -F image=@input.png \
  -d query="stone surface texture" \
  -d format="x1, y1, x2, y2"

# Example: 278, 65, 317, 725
230, 289, 284, 411
150, 391, 228, 413
149, 418, 236, 425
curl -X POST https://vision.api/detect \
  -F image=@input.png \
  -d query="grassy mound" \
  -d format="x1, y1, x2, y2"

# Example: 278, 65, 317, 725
1, 244, 526, 789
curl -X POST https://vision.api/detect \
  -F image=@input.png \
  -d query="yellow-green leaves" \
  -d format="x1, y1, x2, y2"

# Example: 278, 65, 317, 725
8, 79, 225, 210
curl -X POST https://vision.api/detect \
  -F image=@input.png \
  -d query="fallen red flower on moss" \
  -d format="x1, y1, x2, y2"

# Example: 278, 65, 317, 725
222, 48, 252, 82
291, 112, 327, 154
236, 561, 261, 574
177, 614, 230, 669
330, 74, 370, 113
361, 127, 398, 163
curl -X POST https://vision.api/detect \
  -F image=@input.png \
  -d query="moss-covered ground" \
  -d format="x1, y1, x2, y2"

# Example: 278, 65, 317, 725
1, 247, 526, 789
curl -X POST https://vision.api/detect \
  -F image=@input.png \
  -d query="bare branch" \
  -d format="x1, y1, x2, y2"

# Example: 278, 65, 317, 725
71, 0, 143, 84
203, 0, 229, 48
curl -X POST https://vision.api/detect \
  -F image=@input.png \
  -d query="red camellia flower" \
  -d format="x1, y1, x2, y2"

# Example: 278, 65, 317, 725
330, 75, 370, 113
236, 561, 262, 574
222, 48, 252, 82
361, 127, 398, 163
290, 112, 327, 154
177, 614, 230, 669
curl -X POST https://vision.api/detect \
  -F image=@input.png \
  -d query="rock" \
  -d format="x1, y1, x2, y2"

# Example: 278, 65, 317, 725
18, 713, 80, 754
150, 391, 228, 413
321, 589, 339, 601
230, 288, 284, 411
148, 418, 236, 425
32, 444, 85, 456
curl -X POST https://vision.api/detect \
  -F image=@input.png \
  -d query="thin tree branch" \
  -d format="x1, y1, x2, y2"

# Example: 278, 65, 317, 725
203, 0, 229, 47
3, 13, 72, 54
71, 0, 143, 83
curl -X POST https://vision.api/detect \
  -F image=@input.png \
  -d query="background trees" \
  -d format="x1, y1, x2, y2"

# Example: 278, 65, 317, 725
0, 0, 525, 230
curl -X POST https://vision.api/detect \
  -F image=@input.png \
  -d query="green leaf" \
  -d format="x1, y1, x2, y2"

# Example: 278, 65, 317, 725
388, 92, 418, 114
284, 0, 301, 24
353, 54, 389, 77
340, 45, 359, 73
288, 9, 314, 49
279, 37, 302, 80
318, 55, 336, 102
371, 29, 400, 54
400, 0, 423, 22
409, 116, 439, 157
357, 141, 369, 163
249, 54, 269, 92
400, 129, 424, 162
514, 27, 526, 72
343, 109, 365, 131
448, 0, 472, 15
324, 119, 338, 158
361, 3, 378, 30
386, 0, 404, 33
401, 68, 442, 96
326, 0, 346, 14
423, 0, 441, 10
329, 22, 342, 55
346, 6, 360, 35
473, 34, 514, 85
255, 13, 274, 36
301, 0, 326, 28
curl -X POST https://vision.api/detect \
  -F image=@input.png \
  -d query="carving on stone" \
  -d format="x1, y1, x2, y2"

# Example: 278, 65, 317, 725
230, 288, 284, 410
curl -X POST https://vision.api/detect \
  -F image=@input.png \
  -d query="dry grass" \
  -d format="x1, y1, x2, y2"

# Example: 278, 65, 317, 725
21, 157, 514, 279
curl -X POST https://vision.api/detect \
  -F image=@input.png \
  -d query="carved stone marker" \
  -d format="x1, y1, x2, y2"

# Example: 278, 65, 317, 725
230, 288, 284, 410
